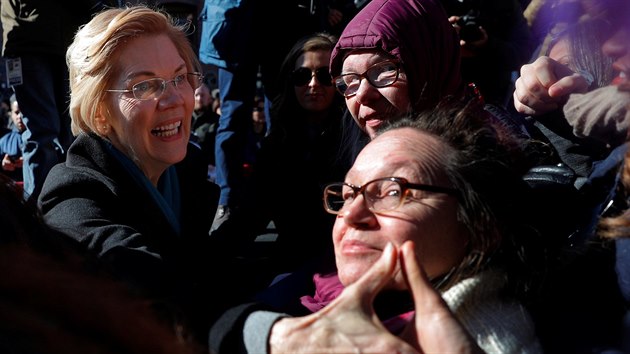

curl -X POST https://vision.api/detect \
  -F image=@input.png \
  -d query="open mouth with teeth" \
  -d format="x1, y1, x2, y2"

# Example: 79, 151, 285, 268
151, 121, 181, 137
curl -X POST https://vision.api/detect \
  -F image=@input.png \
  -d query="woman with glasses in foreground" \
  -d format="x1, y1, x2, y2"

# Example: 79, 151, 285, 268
211, 97, 545, 353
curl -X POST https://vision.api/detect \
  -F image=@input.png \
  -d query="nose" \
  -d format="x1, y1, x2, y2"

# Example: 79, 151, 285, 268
354, 78, 380, 104
158, 79, 186, 107
307, 74, 318, 87
341, 193, 378, 228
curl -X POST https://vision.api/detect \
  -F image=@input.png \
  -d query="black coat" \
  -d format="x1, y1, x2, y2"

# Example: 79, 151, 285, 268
38, 132, 239, 343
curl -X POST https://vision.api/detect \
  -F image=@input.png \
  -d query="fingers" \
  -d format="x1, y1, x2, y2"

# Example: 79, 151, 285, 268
548, 74, 589, 97
398, 241, 484, 354
399, 241, 442, 310
270, 243, 420, 354
513, 56, 577, 115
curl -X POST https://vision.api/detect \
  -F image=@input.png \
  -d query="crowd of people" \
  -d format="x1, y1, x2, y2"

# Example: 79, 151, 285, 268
0, 0, 629, 353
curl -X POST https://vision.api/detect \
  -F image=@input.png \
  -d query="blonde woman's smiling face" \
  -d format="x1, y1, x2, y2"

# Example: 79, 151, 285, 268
103, 34, 193, 185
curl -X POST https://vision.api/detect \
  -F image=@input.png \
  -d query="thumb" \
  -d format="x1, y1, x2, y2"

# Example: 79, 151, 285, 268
341, 242, 398, 307
399, 241, 483, 353
399, 241, 442, 311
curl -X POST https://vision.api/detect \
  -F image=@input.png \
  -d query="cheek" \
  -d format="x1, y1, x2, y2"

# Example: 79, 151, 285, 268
324, 86, 336, 100
413, 206, 465, 277
388, 85, 411, 112
346, 97, 360, 120
113, 98, 141, 126
379, 216, 420, 247
331, 218, 345, 249
294, 86, 304, 99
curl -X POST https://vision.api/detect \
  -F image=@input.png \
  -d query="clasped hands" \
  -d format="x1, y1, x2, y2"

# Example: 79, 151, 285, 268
269, 241, 483, 354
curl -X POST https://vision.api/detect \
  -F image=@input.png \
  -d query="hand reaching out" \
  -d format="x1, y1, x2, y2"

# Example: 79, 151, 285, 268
513, 56, 590, 116
269, 241, 482, 353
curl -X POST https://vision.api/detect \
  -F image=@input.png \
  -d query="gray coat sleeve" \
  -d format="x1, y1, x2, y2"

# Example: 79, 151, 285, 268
243, 311, 290, 354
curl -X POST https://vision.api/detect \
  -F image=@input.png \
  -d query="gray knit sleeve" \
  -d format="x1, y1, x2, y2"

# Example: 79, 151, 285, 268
243, 310, 290, 354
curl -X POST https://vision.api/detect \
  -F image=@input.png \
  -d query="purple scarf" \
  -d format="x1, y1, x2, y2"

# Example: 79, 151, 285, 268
300, 272, 415, 334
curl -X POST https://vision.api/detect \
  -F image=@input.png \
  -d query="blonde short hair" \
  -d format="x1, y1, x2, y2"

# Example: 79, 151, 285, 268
66, 5, 201, 136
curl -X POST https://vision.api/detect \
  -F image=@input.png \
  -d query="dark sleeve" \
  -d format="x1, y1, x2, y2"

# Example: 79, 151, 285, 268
481, 0, 534, 71
38, 164, 173, 296
616, 238, 630, 303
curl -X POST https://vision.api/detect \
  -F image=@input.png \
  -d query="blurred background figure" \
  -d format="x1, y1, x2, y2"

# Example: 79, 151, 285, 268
210, 33, 346, 285
0, 0, 115, 201
243, 93, 268, 173
0, 94, 25, 184
199, 0, 356, 233
211, 88, 221, 115
190, 82, 219, 179
297, 0, 358, 37
442, 0, 534, 107
511, 1, 630, 351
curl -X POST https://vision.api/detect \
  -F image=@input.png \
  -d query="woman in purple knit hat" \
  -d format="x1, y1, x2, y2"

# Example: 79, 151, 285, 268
330, 0, 464, 139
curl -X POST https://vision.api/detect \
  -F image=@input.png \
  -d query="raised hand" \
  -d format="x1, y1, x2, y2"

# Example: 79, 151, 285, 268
513, 56, 589, 116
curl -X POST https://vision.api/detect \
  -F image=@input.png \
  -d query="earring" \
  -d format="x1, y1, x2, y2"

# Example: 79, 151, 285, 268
99, 124, 109, 135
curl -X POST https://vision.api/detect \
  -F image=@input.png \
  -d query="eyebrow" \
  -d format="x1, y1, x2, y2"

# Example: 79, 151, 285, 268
124, 63, 187, 81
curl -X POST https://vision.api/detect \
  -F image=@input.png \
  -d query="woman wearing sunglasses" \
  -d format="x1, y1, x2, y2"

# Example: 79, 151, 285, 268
213, 32, 348, 279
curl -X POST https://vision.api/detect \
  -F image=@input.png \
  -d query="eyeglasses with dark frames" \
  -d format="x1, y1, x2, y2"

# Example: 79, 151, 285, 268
323, 177, 458, 215
291, 67, 333, 87
106, 72, 204, 100
333, 60, 400, 97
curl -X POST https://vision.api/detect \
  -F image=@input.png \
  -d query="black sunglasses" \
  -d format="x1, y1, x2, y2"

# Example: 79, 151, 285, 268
291, 67, 333, 87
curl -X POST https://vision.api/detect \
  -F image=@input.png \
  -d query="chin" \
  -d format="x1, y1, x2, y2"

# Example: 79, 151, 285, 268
337, 262, 371, 286
162, 146, 187, 165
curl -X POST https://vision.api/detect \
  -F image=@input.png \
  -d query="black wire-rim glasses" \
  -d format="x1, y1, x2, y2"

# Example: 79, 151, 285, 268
323, 177, 459, 215
106, 72, 204, 100
333, 60, 400, 97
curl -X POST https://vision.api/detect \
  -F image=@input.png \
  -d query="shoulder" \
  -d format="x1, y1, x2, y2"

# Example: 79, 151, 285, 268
38, 135, 140, 225
442, 269, 542, 353
42, 134, 122, 193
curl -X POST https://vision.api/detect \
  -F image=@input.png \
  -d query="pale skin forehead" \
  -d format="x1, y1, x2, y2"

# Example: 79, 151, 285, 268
349, 128, 449, 184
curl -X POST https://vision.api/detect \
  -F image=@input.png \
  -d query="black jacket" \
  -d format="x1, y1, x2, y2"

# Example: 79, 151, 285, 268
38, 133, 236, 344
